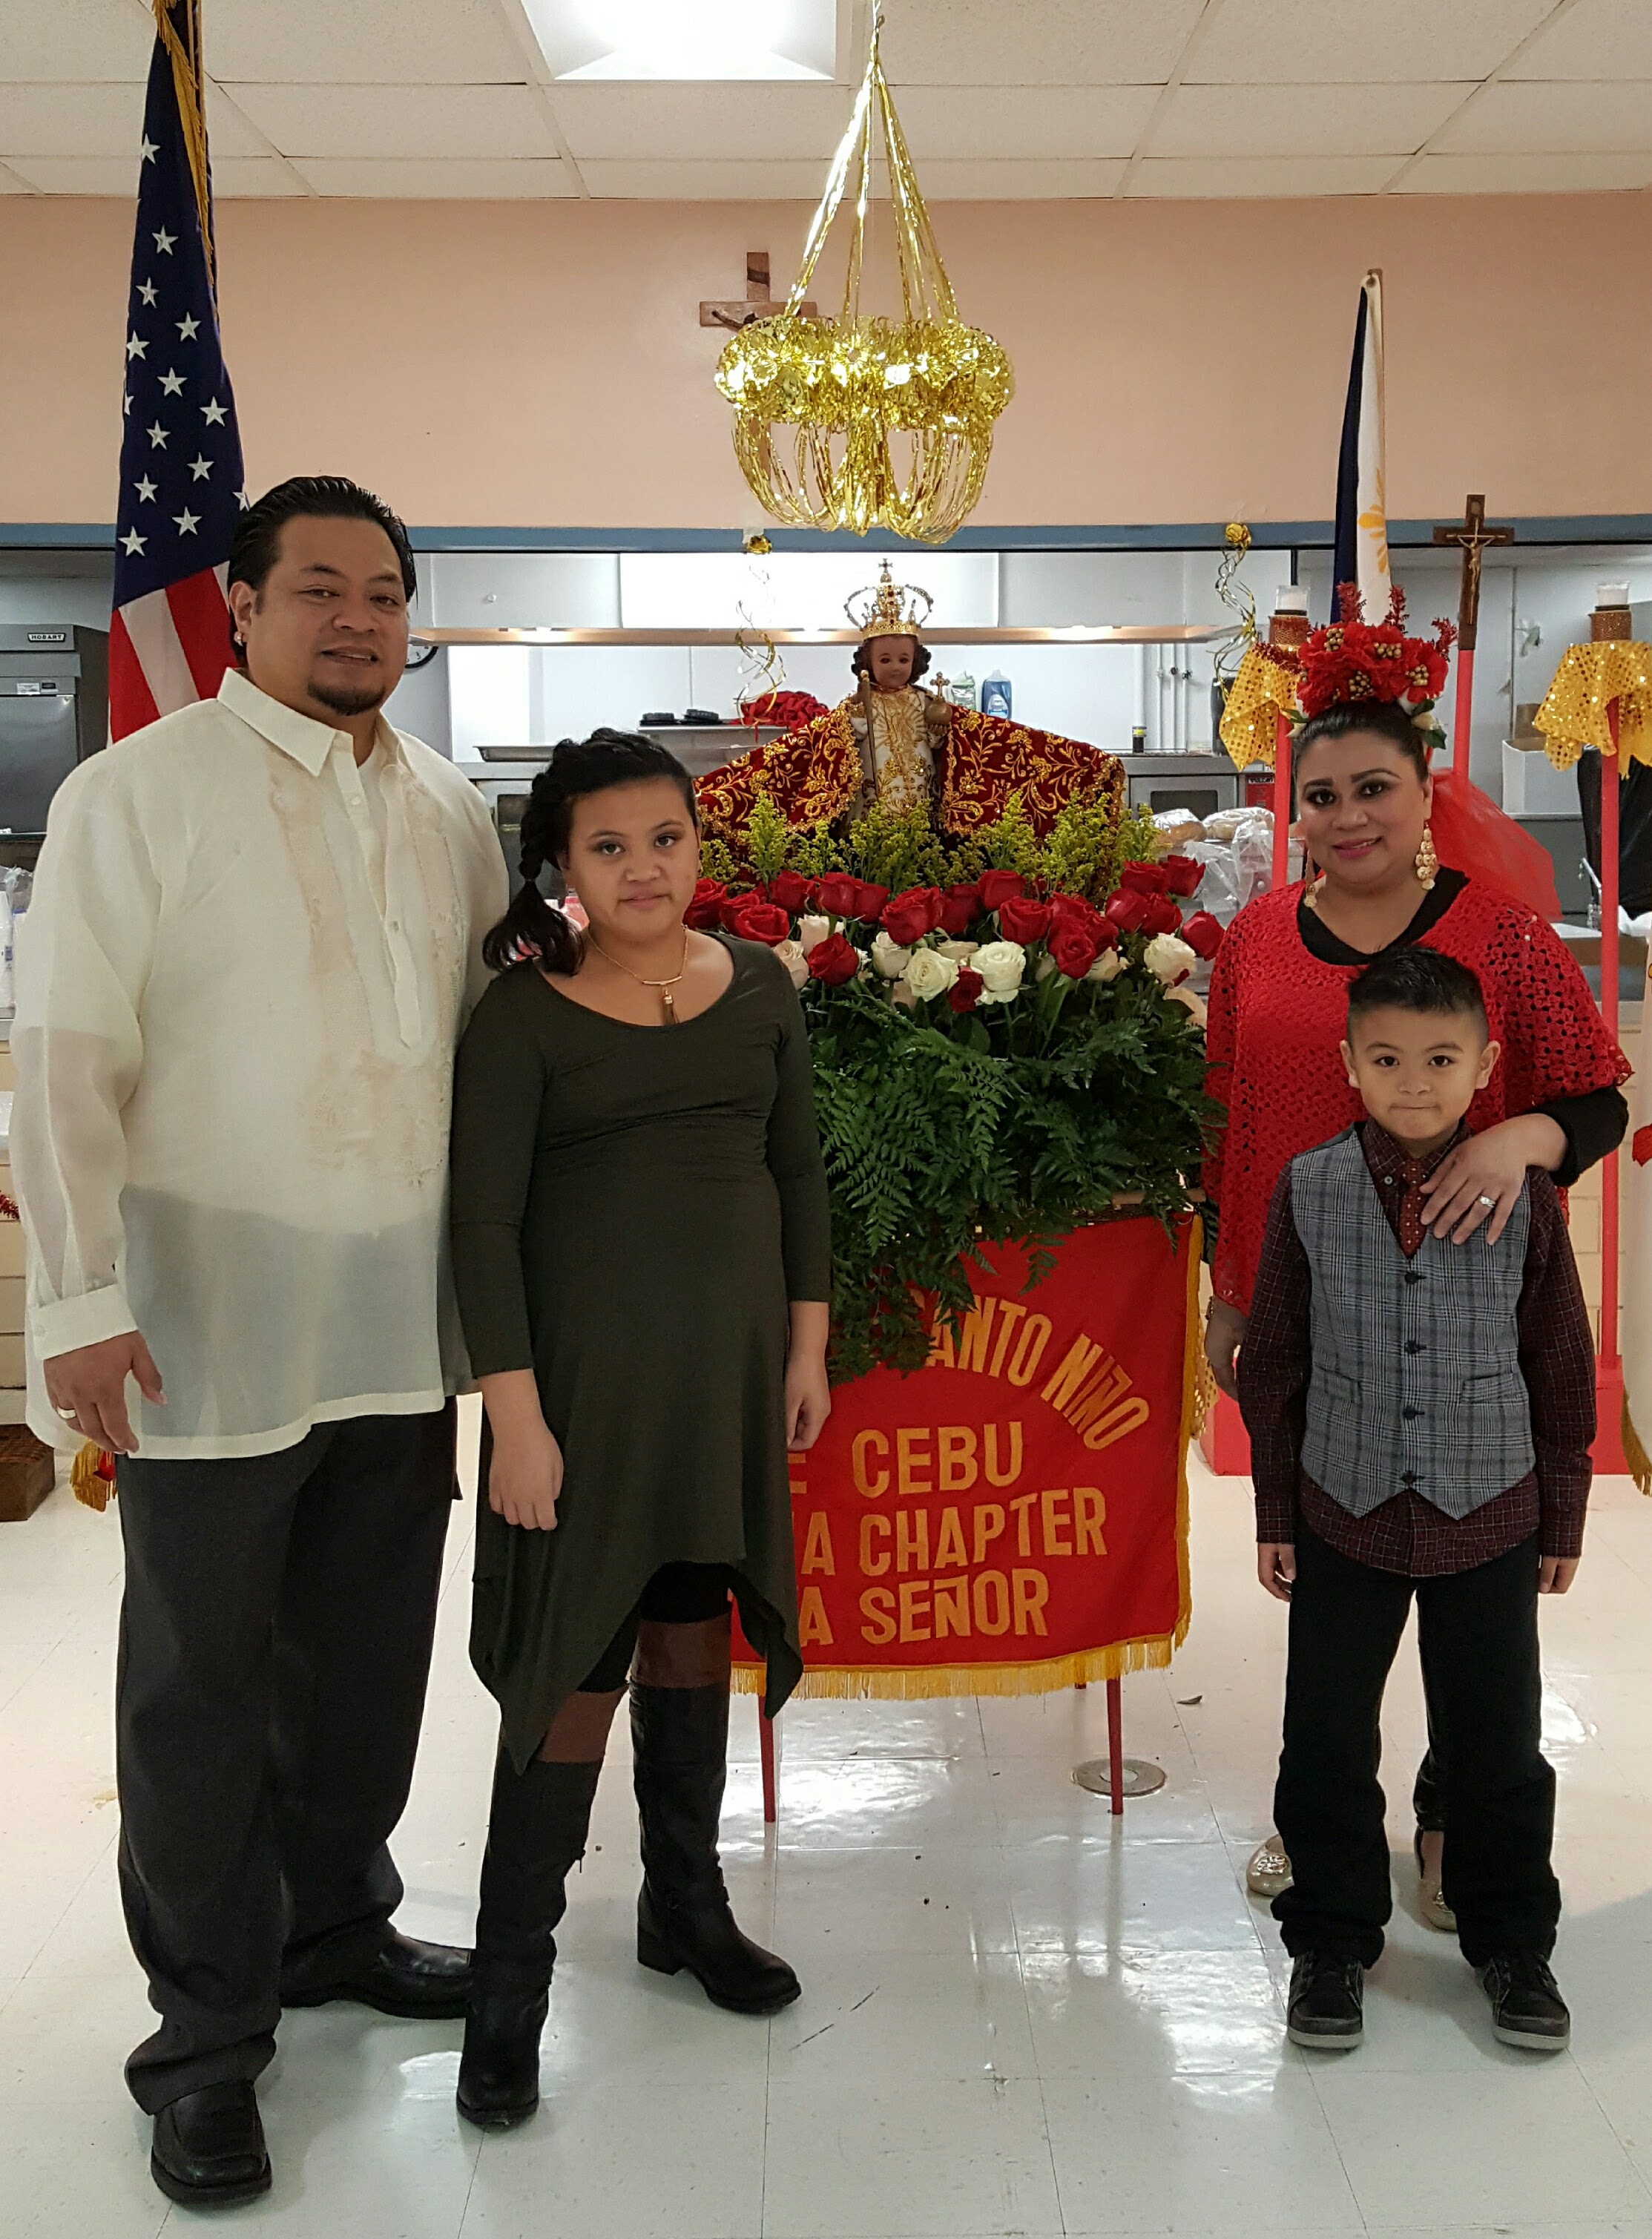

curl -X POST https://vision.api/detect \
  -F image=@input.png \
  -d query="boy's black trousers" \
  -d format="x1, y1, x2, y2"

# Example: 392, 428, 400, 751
1272, 1522, 1559, 1969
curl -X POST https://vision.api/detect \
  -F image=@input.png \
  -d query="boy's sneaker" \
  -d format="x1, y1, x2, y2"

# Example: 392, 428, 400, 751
1286, 1953, 1364, 2049
1477, 1953, 1570, 2051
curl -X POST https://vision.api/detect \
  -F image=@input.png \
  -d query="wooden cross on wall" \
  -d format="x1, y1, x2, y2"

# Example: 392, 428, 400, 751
700, 251, 815, 330
1431, 494, 1514, 651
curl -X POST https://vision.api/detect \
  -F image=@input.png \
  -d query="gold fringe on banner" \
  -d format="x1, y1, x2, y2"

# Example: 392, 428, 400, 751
152, 0, 217, 303
734, 1221, 1200, 1703
1625, 1400, 1652, 1500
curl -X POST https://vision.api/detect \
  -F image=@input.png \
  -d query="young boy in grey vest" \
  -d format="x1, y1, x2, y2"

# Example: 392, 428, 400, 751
1237, 946, 1591, 2054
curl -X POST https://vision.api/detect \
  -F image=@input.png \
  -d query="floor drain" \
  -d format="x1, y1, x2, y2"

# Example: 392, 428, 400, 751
1073, 1757, 1167, 1798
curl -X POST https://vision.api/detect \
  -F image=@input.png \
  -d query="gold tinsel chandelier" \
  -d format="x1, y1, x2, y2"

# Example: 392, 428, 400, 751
714, 4, 1014, 545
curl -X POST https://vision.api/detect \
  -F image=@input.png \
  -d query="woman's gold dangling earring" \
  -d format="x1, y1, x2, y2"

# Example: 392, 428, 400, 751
1303, 867, 1326, 911
1414, 821, 1438, 890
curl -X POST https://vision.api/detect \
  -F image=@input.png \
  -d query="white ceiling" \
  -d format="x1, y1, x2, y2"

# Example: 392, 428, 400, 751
1, 0, 1651, 200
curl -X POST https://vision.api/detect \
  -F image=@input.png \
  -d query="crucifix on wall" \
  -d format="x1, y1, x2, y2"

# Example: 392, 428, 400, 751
700, 251, 815, 330
1431, 493, 1514, 652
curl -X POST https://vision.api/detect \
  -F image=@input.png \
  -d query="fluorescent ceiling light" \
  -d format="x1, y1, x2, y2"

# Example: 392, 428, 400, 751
524, 0, 835, 82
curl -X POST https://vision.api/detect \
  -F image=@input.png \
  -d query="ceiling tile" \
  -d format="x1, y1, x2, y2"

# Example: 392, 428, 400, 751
213, 157, 306, 198
1433, 80, 1652, 154
1150, 81, 1472, 157
1393, 150, 1652, 191
1129, 154, 1402, 196
0, 160, 30, 192
1505, 0, 1652, 79
576, 159, 837, 198
878, 1, 1207, 85
1188, 0, 1558, 85
0, 0, 151, 83
204, 0, 529, 85
550, 82, 852, 160
291, 157, 575, 199
906, 157, 1128, 197
891, 85, 1159, 160
225, 83, 556, 161
204, 88, 277, 159
0, 80, 143, 157
4, 153, 143, 194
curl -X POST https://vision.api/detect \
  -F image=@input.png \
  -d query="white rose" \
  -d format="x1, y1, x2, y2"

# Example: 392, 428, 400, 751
797, 913, 832, 955
872, 929, 914, 979
937, 938, 979, 963
774, 938, 810, 991
973, 939, 1027, 1000
1036, 953, 1059, 983
889, 980, 919, 1010
1086, 948, 1126, 984
1144, 932, 1198, 986
1168, 984, 1208, 1026
903, 947, 960, 1002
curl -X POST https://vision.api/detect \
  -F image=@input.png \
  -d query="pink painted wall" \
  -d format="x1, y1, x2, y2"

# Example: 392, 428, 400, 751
4, 191, 1650, 530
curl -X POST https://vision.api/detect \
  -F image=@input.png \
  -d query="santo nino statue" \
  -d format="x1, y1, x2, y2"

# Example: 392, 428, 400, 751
695, 562, 1125, 844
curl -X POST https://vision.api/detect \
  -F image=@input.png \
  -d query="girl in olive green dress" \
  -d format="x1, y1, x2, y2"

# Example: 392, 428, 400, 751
448, 729, 832, 2131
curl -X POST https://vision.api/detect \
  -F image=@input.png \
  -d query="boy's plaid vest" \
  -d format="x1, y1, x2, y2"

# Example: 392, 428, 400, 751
1292, 1128, 1535, 1519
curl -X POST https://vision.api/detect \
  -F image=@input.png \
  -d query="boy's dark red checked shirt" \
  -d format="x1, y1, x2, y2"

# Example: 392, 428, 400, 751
1239, 1120, 1594, 1576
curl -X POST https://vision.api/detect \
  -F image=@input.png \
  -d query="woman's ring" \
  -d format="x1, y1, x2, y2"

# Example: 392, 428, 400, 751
55, 1405, 77, 1421
1476, 1193, 1496, 1209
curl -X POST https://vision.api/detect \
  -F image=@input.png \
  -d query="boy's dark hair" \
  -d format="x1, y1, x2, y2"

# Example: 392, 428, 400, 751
1294, 699, 1428, 784
482, 729, 699, 976
852, 634, 932, 683
228, 477, 418, 646
1347, 945, 1488, 1036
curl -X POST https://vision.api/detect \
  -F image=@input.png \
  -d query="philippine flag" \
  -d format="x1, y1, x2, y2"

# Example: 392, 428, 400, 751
1330, 269, 1391, 622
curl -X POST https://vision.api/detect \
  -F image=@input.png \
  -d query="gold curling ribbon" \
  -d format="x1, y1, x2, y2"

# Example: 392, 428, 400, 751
1219, 645, 1299, 770
1532, 641, 1652, 772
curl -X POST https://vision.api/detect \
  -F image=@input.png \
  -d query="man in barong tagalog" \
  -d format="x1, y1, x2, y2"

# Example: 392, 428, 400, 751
696, 562, 1125, 842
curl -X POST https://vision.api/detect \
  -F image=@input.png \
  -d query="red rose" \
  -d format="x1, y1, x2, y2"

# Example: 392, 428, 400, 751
813, 872, 861, 919
732, 899, 792, 947
881, 885, 947, 945
852, 878, 891, 920
1105, 890, 1151, 933
1119, 861, 1171, 896
807, 933, 860, 986
1159, 853, 1204, 898
977, 869, 1029, 912
1048, 922, 1103, 979
939, 884, 981, 936
948, 967, 985, 1014
1047, 892, 1106, 933
997, 895, 1052, 944
768, 869, 815, 916
685, 878, 728, 930
718, 890, 757, 933
1140, 894, 1183, 936
1181, 910, 1224, 960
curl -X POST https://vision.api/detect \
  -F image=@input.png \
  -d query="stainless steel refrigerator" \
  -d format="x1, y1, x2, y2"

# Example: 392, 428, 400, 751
0, 625, 109, 838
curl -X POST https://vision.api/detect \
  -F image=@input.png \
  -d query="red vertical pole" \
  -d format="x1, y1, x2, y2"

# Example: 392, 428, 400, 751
1106, 1677, 1125, 1817
1452, 645, 1475, 780
760, 1708, 777, 1825
1601, 706, 1622, 1393
1271, 712, 1292, 887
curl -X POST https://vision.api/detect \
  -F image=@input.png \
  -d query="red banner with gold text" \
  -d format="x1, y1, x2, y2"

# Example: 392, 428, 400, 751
737, 1216, 1198, 1698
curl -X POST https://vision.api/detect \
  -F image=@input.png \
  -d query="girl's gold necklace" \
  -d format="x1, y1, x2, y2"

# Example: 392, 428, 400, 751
585, 929, 691, 1022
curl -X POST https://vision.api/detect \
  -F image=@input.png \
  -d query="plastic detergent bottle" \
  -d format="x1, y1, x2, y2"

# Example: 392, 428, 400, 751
981, 671, 1012, 717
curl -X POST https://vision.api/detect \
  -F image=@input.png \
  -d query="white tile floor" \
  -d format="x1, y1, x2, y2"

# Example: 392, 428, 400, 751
7, 1404, 1652, 2236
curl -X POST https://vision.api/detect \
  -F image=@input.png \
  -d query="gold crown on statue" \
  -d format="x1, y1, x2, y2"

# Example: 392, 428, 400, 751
845, 559, 934, 642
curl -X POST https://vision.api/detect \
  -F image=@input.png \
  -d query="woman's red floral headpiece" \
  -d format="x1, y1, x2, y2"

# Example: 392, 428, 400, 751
1285, 583, 1455, 743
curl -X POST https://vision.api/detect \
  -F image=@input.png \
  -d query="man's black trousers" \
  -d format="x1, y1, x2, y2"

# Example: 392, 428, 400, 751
115, 1407, 456, 2112
1272, 1522, 1559, 1970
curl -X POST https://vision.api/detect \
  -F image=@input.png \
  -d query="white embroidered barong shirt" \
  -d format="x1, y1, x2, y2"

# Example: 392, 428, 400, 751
13, 668, 509, 1459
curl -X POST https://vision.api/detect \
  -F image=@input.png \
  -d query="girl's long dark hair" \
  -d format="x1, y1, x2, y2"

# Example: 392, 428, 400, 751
481, 728, 699, 976
1293, 698, 1429, 783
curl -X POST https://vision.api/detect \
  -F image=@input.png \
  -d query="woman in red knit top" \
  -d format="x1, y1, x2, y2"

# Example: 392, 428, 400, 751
1205, 691, 1628, 1907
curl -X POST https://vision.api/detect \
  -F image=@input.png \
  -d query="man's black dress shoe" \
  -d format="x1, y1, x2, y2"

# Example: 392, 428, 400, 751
282, 1930, 473, 2019
1286, 1953, 1364, 2049
151, 2080, 272, 2207
1478, 1951, 1570, 2050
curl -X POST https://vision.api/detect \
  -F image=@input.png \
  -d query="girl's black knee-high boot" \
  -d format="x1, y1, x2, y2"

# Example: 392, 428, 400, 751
631, 1677, 800, 2015
457, 1751, 603, 2130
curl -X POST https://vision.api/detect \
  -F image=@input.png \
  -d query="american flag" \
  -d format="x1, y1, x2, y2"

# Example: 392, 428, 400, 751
110, 0, 246, 741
